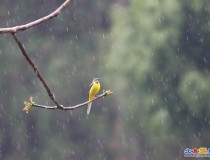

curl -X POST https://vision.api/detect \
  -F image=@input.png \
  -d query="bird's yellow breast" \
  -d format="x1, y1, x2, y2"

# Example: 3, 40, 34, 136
89, 82, 100, 100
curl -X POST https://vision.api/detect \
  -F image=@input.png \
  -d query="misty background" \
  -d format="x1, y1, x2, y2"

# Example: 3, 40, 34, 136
0, 0, 210, 159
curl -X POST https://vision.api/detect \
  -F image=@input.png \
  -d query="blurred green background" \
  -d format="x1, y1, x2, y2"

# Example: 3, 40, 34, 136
0, 0, 210, 159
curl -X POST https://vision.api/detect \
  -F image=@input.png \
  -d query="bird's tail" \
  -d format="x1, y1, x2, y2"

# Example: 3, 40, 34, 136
87, 102, 92, 115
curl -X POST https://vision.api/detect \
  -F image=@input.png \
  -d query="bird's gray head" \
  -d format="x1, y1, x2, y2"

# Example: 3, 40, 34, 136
93, 78, 101, 83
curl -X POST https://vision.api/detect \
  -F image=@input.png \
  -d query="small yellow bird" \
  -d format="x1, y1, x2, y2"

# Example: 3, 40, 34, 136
87, 78, 101, 115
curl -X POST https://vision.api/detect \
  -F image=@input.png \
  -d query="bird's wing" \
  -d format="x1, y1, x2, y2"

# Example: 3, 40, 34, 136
90, 81, 94, 87
88, 81, 94, 97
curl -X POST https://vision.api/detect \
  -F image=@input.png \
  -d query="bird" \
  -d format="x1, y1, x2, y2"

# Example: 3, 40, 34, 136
87, 78, 101, 115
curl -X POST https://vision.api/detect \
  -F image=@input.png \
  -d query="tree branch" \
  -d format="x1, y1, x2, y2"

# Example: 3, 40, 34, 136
31, 91, 113, 111
0, 0, 72, 34
23, 91, 113, 113
2, 0, 113, 114
12, 33, 63, 109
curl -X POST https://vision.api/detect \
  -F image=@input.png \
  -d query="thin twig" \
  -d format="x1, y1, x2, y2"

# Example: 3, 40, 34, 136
32, 91, 113, 111
12, 33, 63, 109
0, 0, 72, 34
